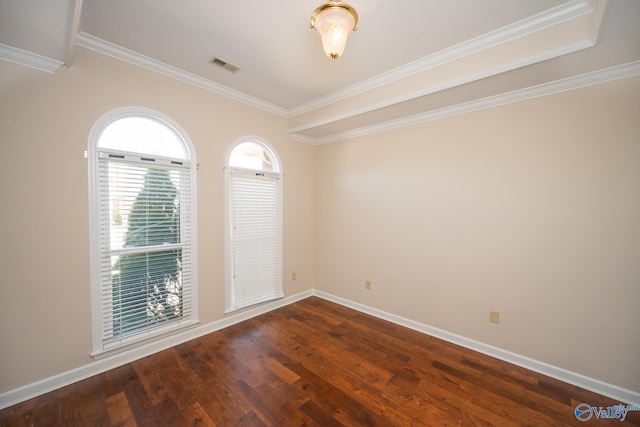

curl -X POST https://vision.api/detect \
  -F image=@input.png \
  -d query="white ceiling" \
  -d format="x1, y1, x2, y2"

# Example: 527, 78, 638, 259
1, 0, 639, 143
78, 0, 567, 109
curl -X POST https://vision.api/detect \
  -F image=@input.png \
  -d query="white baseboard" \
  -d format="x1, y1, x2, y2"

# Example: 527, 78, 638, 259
2, 288, 638, 411
0, 290, 312, 411
312, 290, 640, 406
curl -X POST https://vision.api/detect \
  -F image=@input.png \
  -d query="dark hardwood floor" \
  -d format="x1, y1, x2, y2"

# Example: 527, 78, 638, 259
1, 296, 638, 426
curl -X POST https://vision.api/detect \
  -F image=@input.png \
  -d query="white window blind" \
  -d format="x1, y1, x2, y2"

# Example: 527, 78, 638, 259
229, 168, 283, 310
96, 152, 194, 351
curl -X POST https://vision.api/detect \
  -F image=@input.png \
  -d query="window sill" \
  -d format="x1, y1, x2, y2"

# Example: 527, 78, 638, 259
91, 319, 199, 360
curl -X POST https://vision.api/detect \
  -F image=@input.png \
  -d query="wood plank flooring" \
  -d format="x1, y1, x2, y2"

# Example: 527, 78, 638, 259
1, 296, 638, 426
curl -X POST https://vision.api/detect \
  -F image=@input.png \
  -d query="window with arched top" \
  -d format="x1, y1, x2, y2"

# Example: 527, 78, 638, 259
228, 141, 278, 172
97, 116, 189, 159
87, 107, 198, 356
225, 138, 283, 312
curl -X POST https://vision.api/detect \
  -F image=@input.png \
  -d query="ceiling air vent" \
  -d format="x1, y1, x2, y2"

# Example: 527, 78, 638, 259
209, 57, 241, 73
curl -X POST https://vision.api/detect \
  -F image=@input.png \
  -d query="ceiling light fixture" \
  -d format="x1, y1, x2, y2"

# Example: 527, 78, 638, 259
309, 1, 358, 62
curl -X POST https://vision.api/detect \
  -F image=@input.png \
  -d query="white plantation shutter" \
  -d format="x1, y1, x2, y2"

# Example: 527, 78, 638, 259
229, 168, 283, 310
96, 152, 195, 351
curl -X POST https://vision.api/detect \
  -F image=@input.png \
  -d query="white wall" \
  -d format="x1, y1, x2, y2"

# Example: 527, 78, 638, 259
315, 76, 640, 393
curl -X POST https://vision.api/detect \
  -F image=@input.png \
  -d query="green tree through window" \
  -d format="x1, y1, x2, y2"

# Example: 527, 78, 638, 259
113, 169, 182, 337
90, 108, 197, 355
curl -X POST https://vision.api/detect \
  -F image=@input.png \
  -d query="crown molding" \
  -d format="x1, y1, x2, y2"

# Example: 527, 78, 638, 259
63, 0, 84, 67
289, 0, 598, 117
76, 32, 289, 118
288, 39, 594, 135
290, 133, 318, 145
589, 0, 610, 44
294, 60, 640, 145
72, 1, 600, 121
0, 43, 63, 73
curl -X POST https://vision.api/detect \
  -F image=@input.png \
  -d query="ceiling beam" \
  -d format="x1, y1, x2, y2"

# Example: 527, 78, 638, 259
64, 0, 84, 67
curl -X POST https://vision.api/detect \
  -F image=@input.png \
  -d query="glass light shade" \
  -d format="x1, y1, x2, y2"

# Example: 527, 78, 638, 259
311, 3, 358, 62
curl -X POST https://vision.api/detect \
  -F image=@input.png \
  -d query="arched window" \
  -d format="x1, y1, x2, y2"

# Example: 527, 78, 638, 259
88, 107, 198, 356
225, 137, 283, 312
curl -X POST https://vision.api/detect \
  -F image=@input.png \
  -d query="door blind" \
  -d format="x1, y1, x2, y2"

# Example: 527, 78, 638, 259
229, 169, 283, 310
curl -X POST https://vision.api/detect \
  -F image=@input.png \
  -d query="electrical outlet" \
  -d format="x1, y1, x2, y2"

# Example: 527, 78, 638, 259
365, 280, 371, 290
489, 311, 500, 324
292, 272, 297, 281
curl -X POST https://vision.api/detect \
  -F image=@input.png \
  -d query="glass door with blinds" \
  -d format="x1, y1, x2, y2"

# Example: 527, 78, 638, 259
225, 139, 283, 312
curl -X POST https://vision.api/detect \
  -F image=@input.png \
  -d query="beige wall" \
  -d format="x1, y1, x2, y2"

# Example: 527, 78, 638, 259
0, 48, 316, 393
315, 75, 640, 392
1, 46, 639, 397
